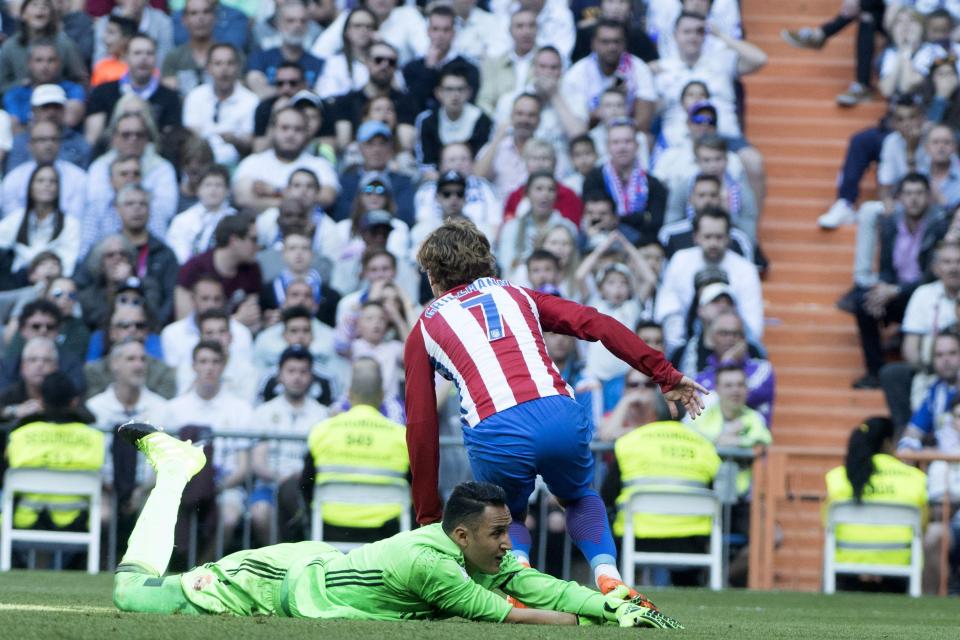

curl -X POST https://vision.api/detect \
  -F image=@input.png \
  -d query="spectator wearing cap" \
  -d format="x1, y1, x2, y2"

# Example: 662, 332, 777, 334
582, 118, 668, 245
476, 9, 537, 117
0, 162, 80, 278
3, 40, 85, 130
250, 344, 330, 543
671, 279, 766, 376
251, 62, 307, 152
258, 225, 340, 327
312, 0, 427, 67
656, 207, 763, 355
175, 214, 263, 331
332, 120, 417, 225
182, 43, 258, 166
84, 304, 176, 399
0, 300, 85, 393
233, 106, 340, 212
411, 142, 502, 242
257, 306, 340, 407
411, 170, 468, 254
561, 18, 656, 132
475, 93, 542, 201
92, 1, 174, 66
5, 82, 90, 171
290, 90, 336, 164
658, 173, 755, 263
2, 119, 86, 221
402, 4, 480, 115
694, 311, 775, 426
85, 34, 182, 147
331, 191, 411, 295
326, 41, 418, 152
247, 0, 324, 99
171, 0, 250, 58
414, 65, 492, 176
652, 98, 747, 191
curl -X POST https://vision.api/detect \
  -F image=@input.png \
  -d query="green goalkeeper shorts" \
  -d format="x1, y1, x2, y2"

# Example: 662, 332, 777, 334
115, 542, 339, 617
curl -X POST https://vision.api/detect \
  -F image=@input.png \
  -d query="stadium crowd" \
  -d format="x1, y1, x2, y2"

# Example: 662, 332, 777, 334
0, 0, 953, 592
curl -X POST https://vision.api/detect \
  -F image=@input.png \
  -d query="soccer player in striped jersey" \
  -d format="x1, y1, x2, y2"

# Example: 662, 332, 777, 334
405, 219, 707, 599
112, 422, 681, 627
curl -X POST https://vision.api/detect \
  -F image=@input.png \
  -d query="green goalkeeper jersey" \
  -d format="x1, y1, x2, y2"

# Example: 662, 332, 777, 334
180, 525, 609, 622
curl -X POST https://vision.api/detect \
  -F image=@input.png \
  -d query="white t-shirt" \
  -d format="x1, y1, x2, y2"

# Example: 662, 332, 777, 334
646, 0, 742, 59
251, 395, 329, 480
182, 82, 259, 165
87, 385, 168, 486
166, 203, 236, 264
160, 314, 253, 369
314, 53, 368, 100
311, 6, 427, 65
234, 149, 340, 194
164, 388, 253, 474
583, 296, 644, 382
655, 51, 742, 147
561, 54, 657, 122
902, 280, 959, 365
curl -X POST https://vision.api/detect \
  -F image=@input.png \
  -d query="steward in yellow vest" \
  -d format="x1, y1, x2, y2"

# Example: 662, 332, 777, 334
825, 417, 927, 568
4, 372, 104, 530
300, 359, 409, 540
601, 420, 720, 540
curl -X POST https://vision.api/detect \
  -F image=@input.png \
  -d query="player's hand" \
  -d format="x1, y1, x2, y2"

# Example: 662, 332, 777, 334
662, 376, 709, 419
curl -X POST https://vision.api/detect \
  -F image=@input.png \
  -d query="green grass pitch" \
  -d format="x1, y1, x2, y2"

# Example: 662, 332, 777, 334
0, 571, 957, 639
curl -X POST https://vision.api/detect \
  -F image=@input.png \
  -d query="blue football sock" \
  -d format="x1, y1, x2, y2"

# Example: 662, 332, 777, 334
564, 492, 618, 570
508, 520, 532, 562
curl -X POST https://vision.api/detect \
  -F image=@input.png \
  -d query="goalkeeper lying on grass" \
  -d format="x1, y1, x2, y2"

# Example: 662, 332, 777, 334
112, 422, 682, 628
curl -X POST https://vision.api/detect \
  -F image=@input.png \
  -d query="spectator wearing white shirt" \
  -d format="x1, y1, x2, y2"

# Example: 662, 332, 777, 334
166, 165, 236, 264
176, 308, 258, 402
250, 345, 329, 542
475, 93, 541, 201
233, 106, 339, 212
313, 8, 378, 100
647, 0, 742, 60
451, 0, 511, 63
490, 0, 575, 63
311, 0, 427, 66
586, 88, 650, 169
160, 273, 253, 371
87, 338, 168, 515
163, 340, 253, 554
255, 280, 340, 375
562, 19, 657, 132
655, 207, 763, 354
182, 43, 258, 166
2, 119, 85, 222
256, 168, 340, 261
476, 9, 538, 116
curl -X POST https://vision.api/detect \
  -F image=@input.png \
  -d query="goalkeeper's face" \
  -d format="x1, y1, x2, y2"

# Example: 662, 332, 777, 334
458, 505, 513, 574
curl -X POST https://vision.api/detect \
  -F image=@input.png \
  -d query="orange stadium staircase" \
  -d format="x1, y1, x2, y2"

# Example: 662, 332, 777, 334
739, 0, 888, 590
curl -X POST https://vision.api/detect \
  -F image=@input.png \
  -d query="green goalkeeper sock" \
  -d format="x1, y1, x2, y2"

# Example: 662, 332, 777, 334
119, 470, 188, 576
113, 571, 204, 615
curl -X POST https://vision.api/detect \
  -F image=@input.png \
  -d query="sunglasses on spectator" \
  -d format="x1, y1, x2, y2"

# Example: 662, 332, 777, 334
27, 321, 57, 332
438, 189, 465, 199
690, 113, 716, 126
363, 184, 387, 195
50, 288, 77, 301
372, 56, 397, 67
113, 320, 147, 330
117, 294, 144, 306
625, 380, 657, 389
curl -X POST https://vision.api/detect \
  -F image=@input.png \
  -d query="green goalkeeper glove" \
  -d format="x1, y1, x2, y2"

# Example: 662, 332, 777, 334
601, 585, 684, 629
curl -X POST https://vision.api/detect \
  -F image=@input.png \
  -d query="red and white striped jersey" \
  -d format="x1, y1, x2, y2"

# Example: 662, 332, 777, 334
404, 277, 682, 525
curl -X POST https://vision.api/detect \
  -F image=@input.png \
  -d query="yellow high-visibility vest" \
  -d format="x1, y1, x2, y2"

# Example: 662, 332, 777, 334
307, 405, 409, 528
7, 419, 105, 529
824, 454, 928, 566
614, 421, 720, 539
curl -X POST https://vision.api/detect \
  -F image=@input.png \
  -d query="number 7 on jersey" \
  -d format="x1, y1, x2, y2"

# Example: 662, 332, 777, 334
460, 294, 505, 341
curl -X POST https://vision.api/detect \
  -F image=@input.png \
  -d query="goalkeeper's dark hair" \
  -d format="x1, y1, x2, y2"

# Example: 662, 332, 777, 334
442, 482, 507, 533
844, 416, 894, 503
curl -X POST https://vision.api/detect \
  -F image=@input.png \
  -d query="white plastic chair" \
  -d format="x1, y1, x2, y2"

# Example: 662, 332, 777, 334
311, 481, 411, 552
822, 501, 922, 597
1, 469, 102, 574
619, 488, 723, 590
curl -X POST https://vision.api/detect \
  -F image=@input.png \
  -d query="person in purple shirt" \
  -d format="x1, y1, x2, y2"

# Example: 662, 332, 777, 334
695, 310, 775, 426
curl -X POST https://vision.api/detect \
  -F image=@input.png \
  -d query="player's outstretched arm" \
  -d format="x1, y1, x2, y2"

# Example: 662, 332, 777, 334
662, 375, 709, 419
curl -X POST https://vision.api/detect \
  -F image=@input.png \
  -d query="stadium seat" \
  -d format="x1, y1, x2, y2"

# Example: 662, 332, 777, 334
619, 488, 723, 590
0, 469, 102, 574
822, 501, 922, 598
311, 481, 411, 552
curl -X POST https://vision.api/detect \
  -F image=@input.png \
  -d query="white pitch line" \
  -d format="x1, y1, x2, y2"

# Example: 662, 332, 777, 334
0, 603, 115, 614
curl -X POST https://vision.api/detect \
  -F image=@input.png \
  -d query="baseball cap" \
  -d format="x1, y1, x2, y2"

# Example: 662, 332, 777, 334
359, 209, 394, 231
699, 282, 736, 305
116, 276, 144, 295
359, 171, 393, 194
688, 100, 717, 123
31, 84, 67, 107
437, 170, 467, 189
290, 89, 321, 109
693, 266, 729, 290
356, 120, 393, 142
279, 344, 313, 369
